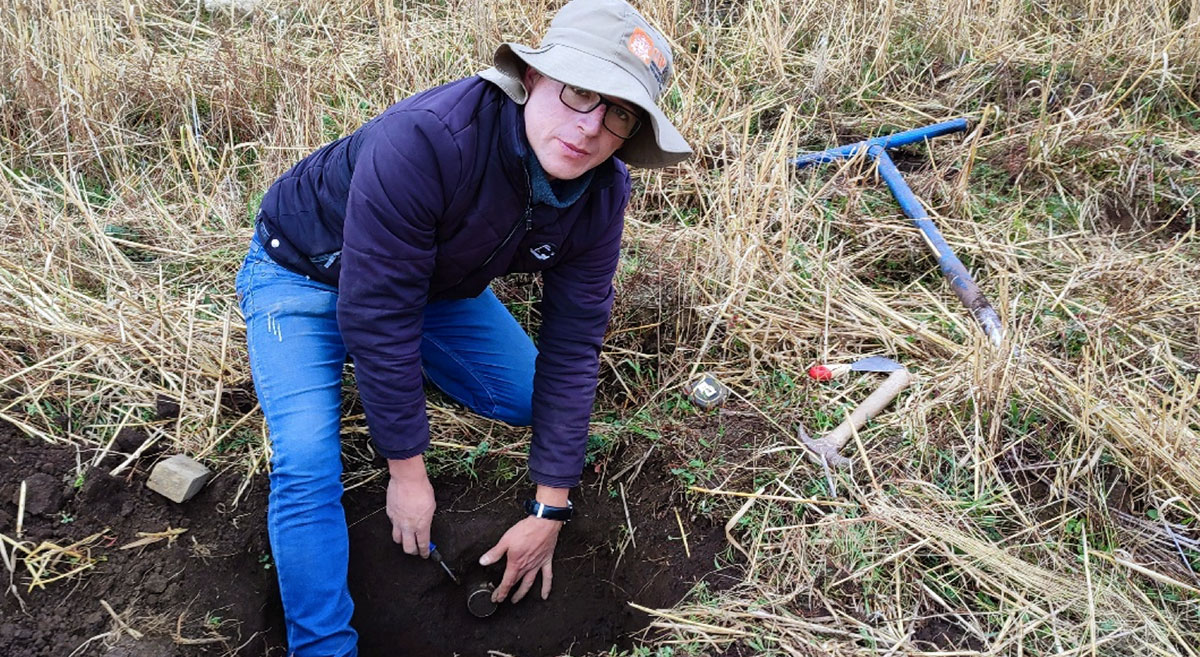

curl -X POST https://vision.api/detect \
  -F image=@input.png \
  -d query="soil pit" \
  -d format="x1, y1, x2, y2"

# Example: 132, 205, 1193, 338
0, 421, 733, 656
347, 460, 728, 656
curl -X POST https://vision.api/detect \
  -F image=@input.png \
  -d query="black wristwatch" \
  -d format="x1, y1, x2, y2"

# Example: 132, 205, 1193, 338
524, 499, 573, 522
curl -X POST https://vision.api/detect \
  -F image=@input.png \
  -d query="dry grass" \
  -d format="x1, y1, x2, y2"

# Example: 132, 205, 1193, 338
1, 0, 1198, 655
1, 528, 109, 593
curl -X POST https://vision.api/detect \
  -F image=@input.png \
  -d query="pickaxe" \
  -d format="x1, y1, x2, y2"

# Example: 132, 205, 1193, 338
791, 119, 1005, 348
799, 356, 911, 471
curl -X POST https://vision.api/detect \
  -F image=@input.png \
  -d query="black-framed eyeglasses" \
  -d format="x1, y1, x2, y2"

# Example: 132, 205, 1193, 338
557, 83, 643, 140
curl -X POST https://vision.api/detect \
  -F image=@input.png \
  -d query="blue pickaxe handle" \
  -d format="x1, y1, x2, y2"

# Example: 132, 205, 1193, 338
789, 118, 970, 168
792, 119, 1004, 347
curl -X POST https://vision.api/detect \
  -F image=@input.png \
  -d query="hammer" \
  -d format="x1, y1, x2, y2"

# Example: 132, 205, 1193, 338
800, 356, 911, 468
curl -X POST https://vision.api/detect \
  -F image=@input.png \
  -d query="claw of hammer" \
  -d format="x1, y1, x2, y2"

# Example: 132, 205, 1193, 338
797, 423, 844, 496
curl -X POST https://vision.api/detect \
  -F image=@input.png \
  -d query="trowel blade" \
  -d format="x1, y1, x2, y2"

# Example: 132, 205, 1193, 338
850, 355, 903, 373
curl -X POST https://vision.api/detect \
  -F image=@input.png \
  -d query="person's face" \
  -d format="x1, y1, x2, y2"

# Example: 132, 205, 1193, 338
521, 68, 636, 180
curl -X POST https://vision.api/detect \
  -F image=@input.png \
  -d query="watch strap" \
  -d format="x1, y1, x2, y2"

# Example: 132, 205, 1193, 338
524, 499, 573, 522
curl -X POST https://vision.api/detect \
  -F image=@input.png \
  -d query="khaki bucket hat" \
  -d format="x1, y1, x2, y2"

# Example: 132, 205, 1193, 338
478, 0, 692, 169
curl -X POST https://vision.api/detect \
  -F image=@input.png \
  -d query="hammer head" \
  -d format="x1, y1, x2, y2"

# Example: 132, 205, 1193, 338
797, 423, 852, 468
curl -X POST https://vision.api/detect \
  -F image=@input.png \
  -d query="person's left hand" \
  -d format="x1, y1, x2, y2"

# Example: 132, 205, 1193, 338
479, 515, 563, 603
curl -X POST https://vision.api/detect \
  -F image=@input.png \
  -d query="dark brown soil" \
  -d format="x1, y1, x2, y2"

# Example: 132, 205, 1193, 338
0, 421, 282, 657
0, 420, 733, 656
347, 453, 730, 657
912, 616, 984, 652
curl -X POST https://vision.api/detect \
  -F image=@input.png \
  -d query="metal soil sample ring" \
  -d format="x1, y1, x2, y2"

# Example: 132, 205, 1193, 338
467, 582, 498, 618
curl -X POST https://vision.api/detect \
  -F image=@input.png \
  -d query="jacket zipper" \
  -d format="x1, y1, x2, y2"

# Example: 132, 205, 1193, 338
445, 168, 533, 291
474, 202, 530, 275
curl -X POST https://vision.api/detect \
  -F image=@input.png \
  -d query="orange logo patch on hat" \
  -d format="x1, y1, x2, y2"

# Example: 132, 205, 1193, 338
627, 27, 669, 85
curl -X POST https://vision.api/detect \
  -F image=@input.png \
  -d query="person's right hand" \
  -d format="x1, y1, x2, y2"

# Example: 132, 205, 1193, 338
386, 455, 435, 558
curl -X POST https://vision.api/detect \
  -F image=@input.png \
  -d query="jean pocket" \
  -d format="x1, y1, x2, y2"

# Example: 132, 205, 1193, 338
234, 266, 253, 317
246, 238, 270, 263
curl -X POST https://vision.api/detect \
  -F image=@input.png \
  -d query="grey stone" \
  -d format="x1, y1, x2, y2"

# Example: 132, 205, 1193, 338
146, 455, 211, 503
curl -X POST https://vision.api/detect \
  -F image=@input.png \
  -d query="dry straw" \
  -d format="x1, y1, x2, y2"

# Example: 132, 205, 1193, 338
1, 0, 1197, 654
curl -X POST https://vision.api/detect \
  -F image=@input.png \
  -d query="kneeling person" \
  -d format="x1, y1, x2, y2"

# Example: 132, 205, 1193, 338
234, 0, 691, 654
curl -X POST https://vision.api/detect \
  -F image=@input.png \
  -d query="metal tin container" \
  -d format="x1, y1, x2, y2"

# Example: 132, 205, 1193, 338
467, 581, 497, 618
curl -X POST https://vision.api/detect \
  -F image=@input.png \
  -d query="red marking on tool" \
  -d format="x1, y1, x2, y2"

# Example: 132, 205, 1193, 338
808, 365, 832, 381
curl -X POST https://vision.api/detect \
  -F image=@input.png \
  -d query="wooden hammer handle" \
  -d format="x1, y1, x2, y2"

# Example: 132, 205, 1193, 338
821, 368, 911, 451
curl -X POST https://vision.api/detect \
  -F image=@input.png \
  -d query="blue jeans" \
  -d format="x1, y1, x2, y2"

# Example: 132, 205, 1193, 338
235, 232, 536, 657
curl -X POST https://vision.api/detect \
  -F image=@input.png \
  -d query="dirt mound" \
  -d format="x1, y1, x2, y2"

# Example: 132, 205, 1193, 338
0, 421, 282, 657
0, 421, 733, 656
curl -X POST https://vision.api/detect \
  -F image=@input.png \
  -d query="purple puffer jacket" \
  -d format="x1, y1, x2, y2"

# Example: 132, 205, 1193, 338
256, 76, 631, 487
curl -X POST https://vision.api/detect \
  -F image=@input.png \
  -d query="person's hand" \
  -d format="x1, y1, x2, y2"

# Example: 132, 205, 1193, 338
386, 455, 435, 558
479, 515, 563, 603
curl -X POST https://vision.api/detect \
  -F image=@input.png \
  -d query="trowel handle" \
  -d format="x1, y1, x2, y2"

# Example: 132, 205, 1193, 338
822, 368, 911, 451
